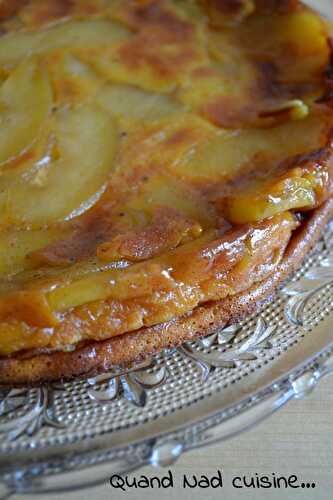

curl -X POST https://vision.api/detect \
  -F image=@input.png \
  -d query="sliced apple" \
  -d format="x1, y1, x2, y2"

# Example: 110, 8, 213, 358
96, 84, 182, 123
224, 174, 317, 224
0, 58, 52, 167
169, 111, 328, 182
0, 19, 130, 66
223, 150, 333, 224
1, 103, 117, 227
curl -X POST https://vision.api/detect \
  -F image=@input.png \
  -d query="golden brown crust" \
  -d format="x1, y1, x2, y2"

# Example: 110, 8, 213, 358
1, 197, 332, 387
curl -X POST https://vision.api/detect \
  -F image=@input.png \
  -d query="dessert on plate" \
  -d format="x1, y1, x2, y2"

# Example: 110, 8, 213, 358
0, 0, 332, 385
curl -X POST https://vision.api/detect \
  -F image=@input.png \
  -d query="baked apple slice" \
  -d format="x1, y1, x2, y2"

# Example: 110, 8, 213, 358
1, 103, 117, 227
158, 109, 328, 182
96, 84, 182, 123
0, 19, 130, 66
223, 151, 333, 223
0, 57, 52, 167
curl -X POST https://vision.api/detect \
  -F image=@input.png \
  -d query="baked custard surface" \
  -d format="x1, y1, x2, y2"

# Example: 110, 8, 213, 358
0, 0, 332, 379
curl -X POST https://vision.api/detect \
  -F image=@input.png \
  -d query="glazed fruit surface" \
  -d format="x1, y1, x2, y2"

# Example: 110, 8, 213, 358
0, 0, 332, 355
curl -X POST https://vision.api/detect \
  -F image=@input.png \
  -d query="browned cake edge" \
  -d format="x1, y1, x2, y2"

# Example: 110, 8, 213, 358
0, 197, 332, 387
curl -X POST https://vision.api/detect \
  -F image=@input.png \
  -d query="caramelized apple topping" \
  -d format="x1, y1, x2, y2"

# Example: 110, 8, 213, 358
0, 0, 332, 355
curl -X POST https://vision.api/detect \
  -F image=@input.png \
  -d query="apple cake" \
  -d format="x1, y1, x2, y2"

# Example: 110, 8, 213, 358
0, 0, 332, 385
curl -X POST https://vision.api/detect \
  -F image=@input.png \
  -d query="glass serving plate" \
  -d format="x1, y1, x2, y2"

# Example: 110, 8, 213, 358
1, 1, 333, 495
0, 218, 332, 497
